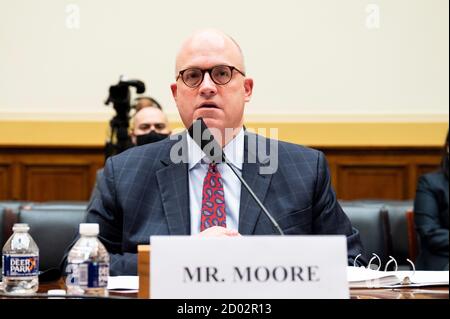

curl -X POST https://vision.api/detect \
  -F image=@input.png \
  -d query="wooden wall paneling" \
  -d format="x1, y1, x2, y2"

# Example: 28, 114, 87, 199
22, 164, 91, 201
0, 163, 12, 200
336, 163, 409, 200
0, 146, 442, 201
19, 151, 103, 201
320, 147, 441, 200
11, 162, 22, 200
0, 147, 104, 201
408, 163, 418, 199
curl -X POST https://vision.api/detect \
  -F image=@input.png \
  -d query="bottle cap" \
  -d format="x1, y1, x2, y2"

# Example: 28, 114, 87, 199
79, 223, 99, 236
13, 223, 29, 231
47, 289, 66, 295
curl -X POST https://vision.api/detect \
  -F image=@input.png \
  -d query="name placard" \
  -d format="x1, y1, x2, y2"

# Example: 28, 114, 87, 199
150, 236, 349, 299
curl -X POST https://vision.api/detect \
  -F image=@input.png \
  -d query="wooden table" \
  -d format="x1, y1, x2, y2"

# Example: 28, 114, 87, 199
350, 286, 449, 299
30, 280, 448, 299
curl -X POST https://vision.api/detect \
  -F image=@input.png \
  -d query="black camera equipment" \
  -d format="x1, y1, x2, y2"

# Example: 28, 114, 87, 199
104, 76, 145, 160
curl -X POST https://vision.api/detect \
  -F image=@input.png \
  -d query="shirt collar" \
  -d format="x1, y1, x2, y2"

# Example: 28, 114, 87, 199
186, 127, 244, 170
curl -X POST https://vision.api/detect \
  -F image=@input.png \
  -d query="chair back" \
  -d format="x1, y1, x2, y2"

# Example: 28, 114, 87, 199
0, 201, 30, 248
340, 202, 390, 265
17, 205, 87, 275
383, 201, 414, 267
406, 210, 419, 262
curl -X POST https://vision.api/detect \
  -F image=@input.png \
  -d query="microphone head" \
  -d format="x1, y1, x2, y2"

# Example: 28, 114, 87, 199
187, 118, 224, 162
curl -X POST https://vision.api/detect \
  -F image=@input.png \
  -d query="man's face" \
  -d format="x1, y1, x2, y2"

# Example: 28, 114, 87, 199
171, 32, 253, 144
131, 107, 170, 144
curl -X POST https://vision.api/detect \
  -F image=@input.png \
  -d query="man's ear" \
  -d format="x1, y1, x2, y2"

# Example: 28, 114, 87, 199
244, 78, 254, 103
170, 83, 178, 100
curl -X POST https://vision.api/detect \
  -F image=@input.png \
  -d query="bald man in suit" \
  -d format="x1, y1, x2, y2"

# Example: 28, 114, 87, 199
64, 29, 365, 275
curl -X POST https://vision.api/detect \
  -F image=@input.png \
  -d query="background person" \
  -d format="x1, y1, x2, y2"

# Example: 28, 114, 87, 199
133, 96, 163, 111
414, 131, 449, 270
130, 106, 171, 146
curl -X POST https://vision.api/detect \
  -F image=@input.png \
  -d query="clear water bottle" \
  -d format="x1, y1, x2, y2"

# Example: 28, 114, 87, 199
66, 223, 109, 297
2, 223, 39, 295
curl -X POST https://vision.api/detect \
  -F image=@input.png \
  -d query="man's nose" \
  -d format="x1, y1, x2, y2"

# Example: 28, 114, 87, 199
199, 72, 217, 98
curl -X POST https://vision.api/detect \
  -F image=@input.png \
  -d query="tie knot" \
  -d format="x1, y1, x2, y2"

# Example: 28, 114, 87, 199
208, 163, 218, 173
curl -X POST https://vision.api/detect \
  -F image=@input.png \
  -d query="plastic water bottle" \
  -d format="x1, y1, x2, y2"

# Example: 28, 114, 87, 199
66, 223, 109, 297
2, 223, 39, 295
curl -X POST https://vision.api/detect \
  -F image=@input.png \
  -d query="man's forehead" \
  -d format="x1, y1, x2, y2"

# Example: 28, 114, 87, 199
178, 54, 235, 69
138, 120, 164, 125
135, 108, 165, 121
176, 30, 243, 71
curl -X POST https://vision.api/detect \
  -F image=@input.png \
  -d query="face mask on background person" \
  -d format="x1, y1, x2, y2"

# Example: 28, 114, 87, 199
135, 131, 169, 146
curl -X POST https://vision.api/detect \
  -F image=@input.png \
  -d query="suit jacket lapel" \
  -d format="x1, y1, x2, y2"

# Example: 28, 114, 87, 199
238, 132, 273, 235
156, 133, 190, 235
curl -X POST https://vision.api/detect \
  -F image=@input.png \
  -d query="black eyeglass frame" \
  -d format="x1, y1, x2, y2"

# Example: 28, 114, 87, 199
176, 65, 246, 88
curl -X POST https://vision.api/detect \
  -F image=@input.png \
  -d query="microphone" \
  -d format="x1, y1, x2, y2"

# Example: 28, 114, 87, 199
188, 118, 284, 235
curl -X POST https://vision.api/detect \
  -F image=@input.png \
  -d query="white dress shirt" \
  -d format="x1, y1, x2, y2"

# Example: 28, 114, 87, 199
187, 128, 244, 235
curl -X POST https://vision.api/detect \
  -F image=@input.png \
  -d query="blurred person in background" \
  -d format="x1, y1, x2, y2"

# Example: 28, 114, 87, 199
414, 131, 449, 270
130, 99, 171, 146
133, 96, 163, 111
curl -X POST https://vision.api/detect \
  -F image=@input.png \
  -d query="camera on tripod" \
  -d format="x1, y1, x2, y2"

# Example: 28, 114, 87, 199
104, 75, 146, 160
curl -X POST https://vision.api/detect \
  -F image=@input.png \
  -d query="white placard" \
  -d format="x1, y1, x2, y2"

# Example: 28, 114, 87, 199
150, 236, 349, 299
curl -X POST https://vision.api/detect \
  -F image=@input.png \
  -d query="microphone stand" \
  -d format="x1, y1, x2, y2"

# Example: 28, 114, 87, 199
189, 117, 285, 236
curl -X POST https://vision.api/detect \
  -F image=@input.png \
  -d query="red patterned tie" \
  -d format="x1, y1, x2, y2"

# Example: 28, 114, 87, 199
200, 163, 226, 231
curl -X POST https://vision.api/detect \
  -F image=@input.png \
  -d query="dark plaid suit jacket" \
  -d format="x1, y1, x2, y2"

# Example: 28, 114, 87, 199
85, 131, 365, 275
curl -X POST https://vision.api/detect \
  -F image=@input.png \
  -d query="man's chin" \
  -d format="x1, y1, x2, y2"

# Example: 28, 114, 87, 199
201, 117, 219, 125
191, 115, 219, 127
189, 117, 222, 135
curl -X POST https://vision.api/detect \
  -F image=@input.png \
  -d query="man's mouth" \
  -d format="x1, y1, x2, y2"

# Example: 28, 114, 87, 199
198, 103, 219, 109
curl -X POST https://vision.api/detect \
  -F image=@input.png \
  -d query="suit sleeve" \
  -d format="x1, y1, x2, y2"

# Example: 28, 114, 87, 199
59, 160, 137, 276
311, 151, 367, 266
85, 158, 138, 275
414, 175, 449, 254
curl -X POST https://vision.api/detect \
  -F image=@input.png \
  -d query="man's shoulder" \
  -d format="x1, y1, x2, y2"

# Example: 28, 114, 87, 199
109, 135, 178, 165
278, 139, 320, 155
246, 131, 321, 157
419, 170, 448, 188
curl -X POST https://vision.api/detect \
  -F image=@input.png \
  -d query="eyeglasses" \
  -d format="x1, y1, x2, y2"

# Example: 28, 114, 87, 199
176, 65, 246, 88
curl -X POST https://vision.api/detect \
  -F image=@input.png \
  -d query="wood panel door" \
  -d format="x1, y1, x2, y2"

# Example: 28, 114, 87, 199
0, 146, 104, 201
0, 163, 13, 200
322, 147, 441, 200
336, 164, 409, 200
22, 164, 91, 201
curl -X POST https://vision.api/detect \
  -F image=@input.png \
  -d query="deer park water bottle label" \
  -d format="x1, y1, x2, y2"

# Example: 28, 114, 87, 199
67, 262, 109, 288
2, 254, 39, 277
